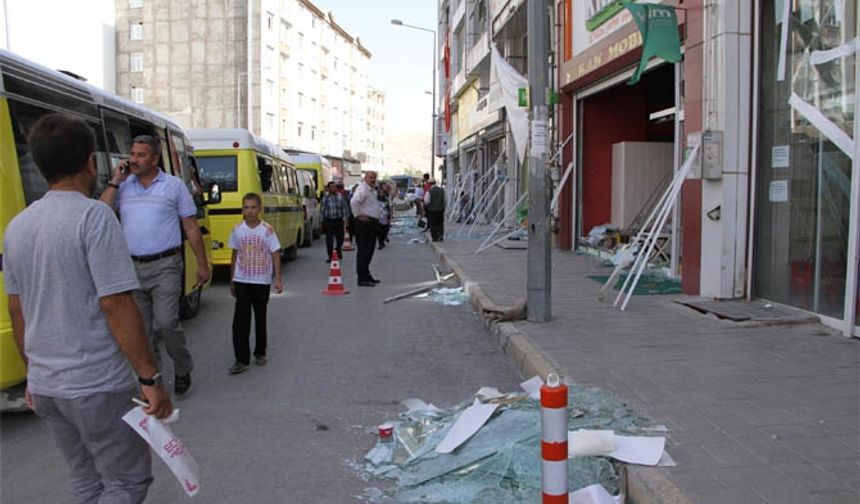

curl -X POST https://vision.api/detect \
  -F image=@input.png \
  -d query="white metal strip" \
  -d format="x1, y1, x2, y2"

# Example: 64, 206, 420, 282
541, 459, 568, 496
747, 0, 762, 302
777, 0, 790, 81
541, 407, 568, 443
845, 13, 860, 337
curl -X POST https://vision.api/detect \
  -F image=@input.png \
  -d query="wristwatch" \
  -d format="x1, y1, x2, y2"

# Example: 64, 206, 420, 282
138, 372, 163, 386
106, 181, 120, 190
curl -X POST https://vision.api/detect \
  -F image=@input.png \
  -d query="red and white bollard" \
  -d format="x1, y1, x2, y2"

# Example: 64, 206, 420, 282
541, 373, 568, 503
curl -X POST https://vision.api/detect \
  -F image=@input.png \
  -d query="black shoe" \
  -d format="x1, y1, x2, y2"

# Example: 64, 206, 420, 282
358, 280, 376, 287
254, 356, 267, 366
175, 374, 191, 396
378, 244, 385, 249
228, 362, 249, 375
370, 277, 381, 284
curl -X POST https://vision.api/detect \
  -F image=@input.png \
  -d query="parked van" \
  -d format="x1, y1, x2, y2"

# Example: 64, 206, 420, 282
190, 129, 304, 265
296, 169, 321, 247
285, 151, 333, 199
0, 50, 217, 393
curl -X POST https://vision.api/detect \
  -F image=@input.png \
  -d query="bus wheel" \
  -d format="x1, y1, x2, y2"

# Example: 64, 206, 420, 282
179, 287, 201, 320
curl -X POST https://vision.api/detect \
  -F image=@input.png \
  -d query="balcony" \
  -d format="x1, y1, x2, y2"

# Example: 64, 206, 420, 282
466, 32, 489, 77
451, 68, 467, 97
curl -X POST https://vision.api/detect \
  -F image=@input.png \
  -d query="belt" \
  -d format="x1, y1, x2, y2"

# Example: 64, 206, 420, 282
131, 246, 182, 263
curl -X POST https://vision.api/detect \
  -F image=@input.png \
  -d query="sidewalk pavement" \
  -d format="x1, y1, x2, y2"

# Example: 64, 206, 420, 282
431, 235, 859, 504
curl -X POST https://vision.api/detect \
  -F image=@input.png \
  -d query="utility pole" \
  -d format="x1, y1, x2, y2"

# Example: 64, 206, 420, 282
527, 0, 551, 322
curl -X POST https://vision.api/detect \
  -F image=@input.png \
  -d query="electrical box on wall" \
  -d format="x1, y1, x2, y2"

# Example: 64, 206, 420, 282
686, 131, 724, 180
701, 131, 723, 180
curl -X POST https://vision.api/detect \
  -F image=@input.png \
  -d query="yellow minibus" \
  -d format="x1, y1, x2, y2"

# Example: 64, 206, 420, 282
0, 50, 217, 394
189, 129, 304, 266
285, 151, 333, 200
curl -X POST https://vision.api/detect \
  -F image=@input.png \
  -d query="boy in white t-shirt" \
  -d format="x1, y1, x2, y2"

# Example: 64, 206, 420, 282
228, 193, 283, 374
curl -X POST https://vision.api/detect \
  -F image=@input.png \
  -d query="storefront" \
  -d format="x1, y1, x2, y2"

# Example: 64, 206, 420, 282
751, 0, 858, 336
557, 1, 688, 279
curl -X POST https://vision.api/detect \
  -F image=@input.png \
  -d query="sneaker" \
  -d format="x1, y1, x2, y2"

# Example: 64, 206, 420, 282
254, 356, 267, 366
228, 362, 249, 375
175, 374, 192, 396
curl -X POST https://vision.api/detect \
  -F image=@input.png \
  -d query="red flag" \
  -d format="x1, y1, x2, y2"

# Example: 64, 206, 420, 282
444, 85, 451, 132
444, 31, 451, 79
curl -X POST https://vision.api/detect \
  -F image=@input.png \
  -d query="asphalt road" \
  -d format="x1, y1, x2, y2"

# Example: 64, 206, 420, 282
1, 222, 521, 503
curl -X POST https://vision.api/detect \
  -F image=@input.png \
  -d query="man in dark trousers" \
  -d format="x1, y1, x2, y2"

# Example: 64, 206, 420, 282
321, 181, 349, 262
349, 171, 381, 286
423, 179, 446, 242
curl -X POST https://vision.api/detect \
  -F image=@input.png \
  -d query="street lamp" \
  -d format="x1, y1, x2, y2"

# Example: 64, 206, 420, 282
391, 18, 437, 180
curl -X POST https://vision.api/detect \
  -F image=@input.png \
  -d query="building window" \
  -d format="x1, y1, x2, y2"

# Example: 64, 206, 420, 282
298, 92, 304, 108
131, 86, 144, 103
297, 122, 303, 137
298, 33, 304, 49
266, 113, 275, 131
265, 79, 275, 102
311, 126, 316, 140
130, 52, 143, 72
129, 0, 143, 8
267, 11, 274, 30
130, 22, 143, 40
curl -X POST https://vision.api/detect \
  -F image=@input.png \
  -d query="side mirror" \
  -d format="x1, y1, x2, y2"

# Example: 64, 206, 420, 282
303, 185, 311, 198
206, 183, 222, 205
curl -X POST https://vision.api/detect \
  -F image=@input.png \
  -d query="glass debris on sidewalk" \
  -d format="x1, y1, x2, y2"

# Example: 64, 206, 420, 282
359, 382, 661, 503
414, 287, 469, 306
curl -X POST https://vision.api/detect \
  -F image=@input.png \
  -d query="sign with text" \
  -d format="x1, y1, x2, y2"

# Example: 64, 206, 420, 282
573, 0, 663, 57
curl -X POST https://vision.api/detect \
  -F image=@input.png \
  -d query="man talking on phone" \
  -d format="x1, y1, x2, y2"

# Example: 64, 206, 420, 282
101, 134, 209, 397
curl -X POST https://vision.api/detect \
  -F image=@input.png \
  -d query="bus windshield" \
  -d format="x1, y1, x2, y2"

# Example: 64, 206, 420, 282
197, 155, 238, 192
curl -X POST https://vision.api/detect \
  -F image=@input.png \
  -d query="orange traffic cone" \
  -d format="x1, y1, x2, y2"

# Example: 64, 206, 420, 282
343, 227, 355, 251
322, 251, 350, 296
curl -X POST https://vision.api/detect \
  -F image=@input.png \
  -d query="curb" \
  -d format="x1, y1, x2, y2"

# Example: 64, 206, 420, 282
430, 241, 693, 504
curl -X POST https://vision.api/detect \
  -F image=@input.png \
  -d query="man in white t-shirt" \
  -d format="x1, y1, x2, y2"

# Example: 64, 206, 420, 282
227, 193, 283, 374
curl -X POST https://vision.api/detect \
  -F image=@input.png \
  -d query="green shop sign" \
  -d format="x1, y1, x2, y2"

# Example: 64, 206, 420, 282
586, 0, 633, 32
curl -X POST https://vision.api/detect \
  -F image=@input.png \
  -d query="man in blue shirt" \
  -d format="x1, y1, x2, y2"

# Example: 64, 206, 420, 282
4, 113, 172, 503
101, 135, 210, 397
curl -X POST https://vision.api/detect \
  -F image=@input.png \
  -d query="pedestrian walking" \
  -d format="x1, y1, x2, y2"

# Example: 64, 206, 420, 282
4, 113, 172, 504
424, 179, 446, 242
227, 193, 283, 374
321, 181, 349, 262
350, 171, 381, 287
101, 134, 210, 397
377, 183, 391, 249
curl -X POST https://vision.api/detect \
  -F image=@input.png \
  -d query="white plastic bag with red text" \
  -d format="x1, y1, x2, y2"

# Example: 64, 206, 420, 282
123, 406, 200, 497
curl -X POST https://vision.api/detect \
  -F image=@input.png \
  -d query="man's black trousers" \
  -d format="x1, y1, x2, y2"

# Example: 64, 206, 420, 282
354, 218, 379, 281
323, 217, 344, 259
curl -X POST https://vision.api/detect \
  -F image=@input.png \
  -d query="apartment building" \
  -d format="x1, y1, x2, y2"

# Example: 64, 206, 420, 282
114, 0, 385, 163
364, 86, 386, 172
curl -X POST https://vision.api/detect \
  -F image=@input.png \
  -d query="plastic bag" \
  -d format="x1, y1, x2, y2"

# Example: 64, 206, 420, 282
122, 406, 200, 497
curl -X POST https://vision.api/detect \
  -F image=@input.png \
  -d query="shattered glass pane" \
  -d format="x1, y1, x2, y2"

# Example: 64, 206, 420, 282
360, 383, 658, 503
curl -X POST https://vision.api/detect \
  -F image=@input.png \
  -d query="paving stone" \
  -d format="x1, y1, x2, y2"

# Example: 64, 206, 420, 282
434, 238, 859, 503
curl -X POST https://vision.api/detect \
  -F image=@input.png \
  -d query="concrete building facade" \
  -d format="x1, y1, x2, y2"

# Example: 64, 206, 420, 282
114, 0, 385, 163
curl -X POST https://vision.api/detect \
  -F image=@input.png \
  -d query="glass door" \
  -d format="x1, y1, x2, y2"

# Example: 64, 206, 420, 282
755, 0, 857, 319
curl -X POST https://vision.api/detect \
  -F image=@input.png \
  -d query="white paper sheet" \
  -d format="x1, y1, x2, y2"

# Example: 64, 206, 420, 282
609, 435, 666, 466
570, 484, 622, 504
520, 375, 543, 400
568, 430, 616, 457
810, 37, 860, 66
789, 93, 856, 159
435, 400, 499, 454
772, 145, 790, 168
769, 180, 789, 202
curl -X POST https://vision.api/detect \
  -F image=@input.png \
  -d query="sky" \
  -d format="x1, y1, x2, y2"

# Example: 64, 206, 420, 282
312, 0, 438, 137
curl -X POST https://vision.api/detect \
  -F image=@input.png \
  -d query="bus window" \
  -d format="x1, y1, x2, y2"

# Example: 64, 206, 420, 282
8, 100, 52, 204
257, 155, 273, 192
197, 156, 238, 192
272, 163, 286, 195
102, 109, 132, 163
287, 167, 299, 196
